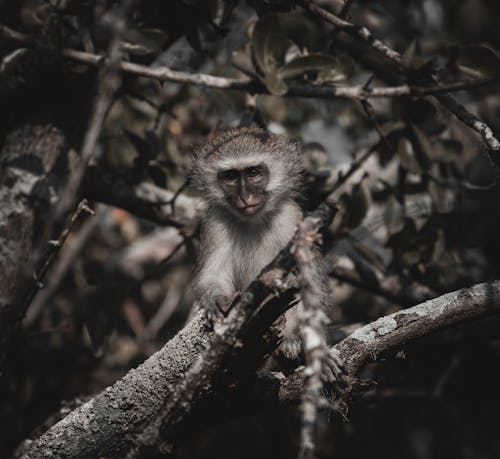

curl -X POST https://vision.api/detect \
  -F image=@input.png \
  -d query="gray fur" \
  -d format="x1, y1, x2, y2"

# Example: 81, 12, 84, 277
191, 127, 303, 307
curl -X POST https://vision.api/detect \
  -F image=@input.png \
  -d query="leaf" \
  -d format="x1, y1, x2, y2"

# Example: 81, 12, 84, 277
341, 180, 370, 229
384, 195, 405, 236
411, 123, 436, 162
278, 54, 341, 80
397, 137, 422, 174
349, 238, 386, 272
402, 39, 417, 68
456, 44, 500, 78
264, 72, 288, 95
121, 29, 169, 56
252, 14, 289, 74
431, 138, 463, 162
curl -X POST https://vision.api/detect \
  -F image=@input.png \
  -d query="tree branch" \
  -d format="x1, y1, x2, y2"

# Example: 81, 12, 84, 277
21, 277, 500, 457
82, 166, 205, 228
0, 24, 497, 102
300, 0, 500, 169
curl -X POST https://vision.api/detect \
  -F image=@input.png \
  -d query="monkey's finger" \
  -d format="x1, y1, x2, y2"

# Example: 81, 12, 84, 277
201, 298, 225, 323
322, 348, 348, 386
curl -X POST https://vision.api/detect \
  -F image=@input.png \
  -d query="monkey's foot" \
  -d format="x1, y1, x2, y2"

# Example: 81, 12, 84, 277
322, 347, 347, 386
276, 335, 302, 362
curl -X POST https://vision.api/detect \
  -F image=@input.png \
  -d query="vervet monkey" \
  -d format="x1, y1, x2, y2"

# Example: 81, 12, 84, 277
191, 127, 335, 368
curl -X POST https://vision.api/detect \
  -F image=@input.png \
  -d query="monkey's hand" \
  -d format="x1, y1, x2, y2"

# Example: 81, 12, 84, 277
199, 291, 240, 322
322, 347, 347, 386
275, 337, 347, 385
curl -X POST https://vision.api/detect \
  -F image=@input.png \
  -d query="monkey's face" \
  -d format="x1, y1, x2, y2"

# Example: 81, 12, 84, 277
217, 163, 269, 217
191, 128, 304, 218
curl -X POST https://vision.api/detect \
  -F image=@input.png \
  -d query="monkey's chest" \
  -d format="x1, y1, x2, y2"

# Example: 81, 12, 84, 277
230, 241, 281, 291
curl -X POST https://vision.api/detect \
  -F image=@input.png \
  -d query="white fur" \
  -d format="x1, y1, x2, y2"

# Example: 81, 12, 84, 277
195, 201, 302, 294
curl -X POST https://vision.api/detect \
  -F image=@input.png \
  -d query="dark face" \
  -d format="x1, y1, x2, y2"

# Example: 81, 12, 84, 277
217, 163, 269, 216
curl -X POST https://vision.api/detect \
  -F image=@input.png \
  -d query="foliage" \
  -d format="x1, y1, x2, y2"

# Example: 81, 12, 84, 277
1, 0, 500, 458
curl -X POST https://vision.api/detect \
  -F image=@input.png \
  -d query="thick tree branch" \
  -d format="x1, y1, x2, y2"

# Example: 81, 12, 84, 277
22, 200, 337, 458
82, 166, 205, 228
21, 276, 500, 457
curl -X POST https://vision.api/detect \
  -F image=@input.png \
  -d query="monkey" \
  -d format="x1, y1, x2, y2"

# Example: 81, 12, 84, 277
189, 127, 344, 380
190, 127, 303, 317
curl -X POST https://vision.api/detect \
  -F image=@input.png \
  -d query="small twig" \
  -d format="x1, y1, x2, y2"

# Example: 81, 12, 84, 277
435, 92, 500, 170
167, 180, 189, 216
327, 143, 378, 198
299, 0, 403, 64
20, 199, 94, 319
361, 99, 393, 154
23, 206, 102, 328
339, 0, 354, 19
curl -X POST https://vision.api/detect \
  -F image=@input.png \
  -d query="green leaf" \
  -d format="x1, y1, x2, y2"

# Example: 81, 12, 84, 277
402, 39, 417, 68
456, 44, 500, 78
341, 180, 370, 229
252, 14, 289, 74
384, 195, 405, 236
264, 72, 288, 95
397, 137, 422, 174
411, 123, 436, 162
278, 54, 341, 80
122, 28, 169, 56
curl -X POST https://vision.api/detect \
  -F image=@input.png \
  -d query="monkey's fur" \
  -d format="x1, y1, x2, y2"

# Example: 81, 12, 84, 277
191, 127, 337, 369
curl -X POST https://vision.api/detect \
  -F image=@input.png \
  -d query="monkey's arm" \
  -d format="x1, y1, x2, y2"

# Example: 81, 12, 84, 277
193, 223, 236, 318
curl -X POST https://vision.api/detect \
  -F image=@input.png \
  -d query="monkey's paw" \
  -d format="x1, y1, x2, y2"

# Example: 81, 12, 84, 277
199, 292, 240, 323
321, 347, 347, 386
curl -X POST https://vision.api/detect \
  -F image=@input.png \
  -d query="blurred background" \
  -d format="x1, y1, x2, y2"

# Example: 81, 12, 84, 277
1, 0, 500, 457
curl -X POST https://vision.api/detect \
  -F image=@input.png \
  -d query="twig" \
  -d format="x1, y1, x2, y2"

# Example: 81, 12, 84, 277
24, 205, 101, 328
20, 199, 94, 319
300, 0, 500, 169
299, 0, 403, 63
1, 24, 498, 101
339, 0, 354, 19
294, 218, 331, 459
54, 11, 126, 219
434, 92, 500, 170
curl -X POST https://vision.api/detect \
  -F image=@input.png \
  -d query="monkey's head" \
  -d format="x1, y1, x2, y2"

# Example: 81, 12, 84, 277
191, 128, 303, 219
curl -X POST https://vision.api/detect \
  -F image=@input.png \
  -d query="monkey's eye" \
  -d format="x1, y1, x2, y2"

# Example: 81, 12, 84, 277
219, 169, 239, 182
245, 167, 262, 179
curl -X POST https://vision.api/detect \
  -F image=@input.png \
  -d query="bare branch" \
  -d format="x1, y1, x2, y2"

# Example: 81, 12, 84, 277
298, 0, 403, 63
82, 167, 205, 228
294, 217, 331, 459
300, 0, 500, 169
0, 24, 498, 102
337, 281, 500, 375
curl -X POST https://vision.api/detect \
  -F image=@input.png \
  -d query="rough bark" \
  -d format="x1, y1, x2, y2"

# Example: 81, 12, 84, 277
0, 47, 96, 372
21, 281, 500, 458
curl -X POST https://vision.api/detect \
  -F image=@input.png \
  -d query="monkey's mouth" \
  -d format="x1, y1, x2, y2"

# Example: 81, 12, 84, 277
238, 203, 263, 216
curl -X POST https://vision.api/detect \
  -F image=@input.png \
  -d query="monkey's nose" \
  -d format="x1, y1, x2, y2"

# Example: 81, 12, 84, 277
240, 195, 251, 205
